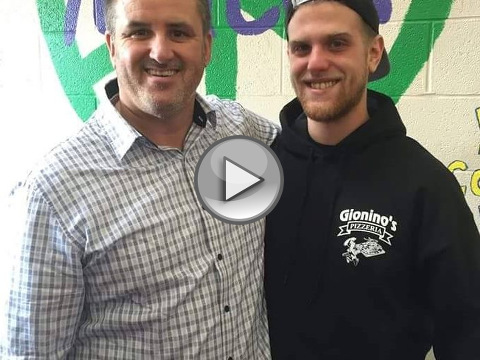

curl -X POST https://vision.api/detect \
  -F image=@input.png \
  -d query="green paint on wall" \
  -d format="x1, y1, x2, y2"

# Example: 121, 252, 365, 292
369, 0, 454, 101
37, 0, 113, 121
206, 1, 238, 99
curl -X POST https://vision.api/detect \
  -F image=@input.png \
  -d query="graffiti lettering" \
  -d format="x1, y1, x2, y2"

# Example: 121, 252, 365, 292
64, 0, 81, 45
477, 107, 480, 155
63, 0, 393, 44
446, 109, 480, 197
226, 0, 280, 35
94, 0, 106, 34
449, 161, 480, 197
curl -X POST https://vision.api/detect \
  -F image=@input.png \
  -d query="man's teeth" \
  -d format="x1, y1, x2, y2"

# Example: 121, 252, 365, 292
147, 69, 177, 77
310, 81, 336, 89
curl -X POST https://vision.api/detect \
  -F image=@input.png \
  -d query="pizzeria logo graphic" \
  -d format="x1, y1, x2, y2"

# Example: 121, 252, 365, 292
35, 0, 454, 121
338, 208, 398, 266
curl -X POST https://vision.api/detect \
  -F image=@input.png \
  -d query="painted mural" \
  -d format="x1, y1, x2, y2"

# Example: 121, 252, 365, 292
448, 108, 480, 197
38, 0, 452, 120
29, 0, 480, 230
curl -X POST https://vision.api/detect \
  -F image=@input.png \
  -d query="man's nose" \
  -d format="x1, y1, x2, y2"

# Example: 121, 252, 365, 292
307, 46, 330, 72
150, 35, 174, 61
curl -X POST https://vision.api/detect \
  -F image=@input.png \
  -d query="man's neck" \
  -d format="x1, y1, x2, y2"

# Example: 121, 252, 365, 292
307, 102, 369, 146
115, 100, 195, 149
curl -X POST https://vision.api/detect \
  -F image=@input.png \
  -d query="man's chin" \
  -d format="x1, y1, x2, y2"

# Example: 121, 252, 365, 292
300, 100, 337, 124
146, 99, 184, 117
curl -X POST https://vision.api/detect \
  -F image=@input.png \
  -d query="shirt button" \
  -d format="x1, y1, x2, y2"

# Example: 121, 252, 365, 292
224, 305, 230, 313
217, 254, 223, 261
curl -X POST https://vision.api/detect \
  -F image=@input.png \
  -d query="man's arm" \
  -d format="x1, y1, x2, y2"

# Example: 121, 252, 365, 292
239, 105, 280, 146
417, 173, 480, 359
205, 95, 280, 145
0, 182, 85, 359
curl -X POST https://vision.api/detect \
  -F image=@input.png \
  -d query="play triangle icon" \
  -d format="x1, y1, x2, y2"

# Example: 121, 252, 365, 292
224, 157, 264, 201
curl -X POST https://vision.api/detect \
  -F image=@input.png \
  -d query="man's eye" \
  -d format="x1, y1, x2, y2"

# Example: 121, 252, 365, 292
170, 29, 189, 39
130, 29, 149, 38
330, 39, 346, 49
290, 44, 310, 55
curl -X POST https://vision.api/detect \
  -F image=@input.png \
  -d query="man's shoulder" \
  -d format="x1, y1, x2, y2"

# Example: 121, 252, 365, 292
18, 112, 111, 195
199, 94, 251, 121
402, 137, 451, 170
48, 116, 106, 163
198, 94, 280, 145
389, 136, 462, 192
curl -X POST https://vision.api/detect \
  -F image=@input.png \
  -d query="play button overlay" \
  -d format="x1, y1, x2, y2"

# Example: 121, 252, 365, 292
195, 136, 283, 224
224, 157, 264, 201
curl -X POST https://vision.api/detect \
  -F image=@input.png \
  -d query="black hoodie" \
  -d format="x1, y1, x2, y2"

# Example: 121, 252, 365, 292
265, 90, 480, 360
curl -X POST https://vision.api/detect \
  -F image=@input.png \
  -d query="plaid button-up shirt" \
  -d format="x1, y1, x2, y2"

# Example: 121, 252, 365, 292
1, 80, 279, 359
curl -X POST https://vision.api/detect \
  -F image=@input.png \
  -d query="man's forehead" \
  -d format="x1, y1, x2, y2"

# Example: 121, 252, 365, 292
118, 0, 197, 14
119, 0, 139, 12
115, 0, 200, 25
118, 0, 161, 14
288, 30, 354, 45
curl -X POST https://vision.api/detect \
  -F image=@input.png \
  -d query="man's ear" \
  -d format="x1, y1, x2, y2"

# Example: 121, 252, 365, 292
368, 35, 385, 75
105, 32, 116, 68
203, 31, 213, 67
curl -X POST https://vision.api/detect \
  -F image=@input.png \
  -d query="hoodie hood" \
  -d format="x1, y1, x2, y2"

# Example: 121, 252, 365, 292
278, 89, 406, 158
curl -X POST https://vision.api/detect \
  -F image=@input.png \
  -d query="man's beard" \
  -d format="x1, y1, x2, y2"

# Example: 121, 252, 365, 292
296, 72, 367, 124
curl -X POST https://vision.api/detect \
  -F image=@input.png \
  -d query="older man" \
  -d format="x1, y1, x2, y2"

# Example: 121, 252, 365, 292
1, 0, 277, 358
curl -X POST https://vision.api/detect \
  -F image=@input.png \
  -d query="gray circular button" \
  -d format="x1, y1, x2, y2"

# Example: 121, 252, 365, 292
194, 135, 283, 224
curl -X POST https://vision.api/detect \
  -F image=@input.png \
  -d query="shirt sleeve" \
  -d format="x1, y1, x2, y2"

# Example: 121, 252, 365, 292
208, 95, 280, 144
239, 105, 280, 146
417, 173, 480, 359
0, 181, 85, 359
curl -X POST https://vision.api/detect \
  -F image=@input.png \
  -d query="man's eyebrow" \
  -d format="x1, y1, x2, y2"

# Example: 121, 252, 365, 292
167, 21, 194, 30
288, 40, 307, 46
125, 20, 151, 29
289, 32, 352, 43
328, 32, 352, 39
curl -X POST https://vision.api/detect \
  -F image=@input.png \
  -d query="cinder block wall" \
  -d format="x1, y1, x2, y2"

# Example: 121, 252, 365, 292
1, 1, 478, 223
0, 4, 480, 217
0, 1, 478, 358
2, 0, 473, 229
0, 5, 478, 218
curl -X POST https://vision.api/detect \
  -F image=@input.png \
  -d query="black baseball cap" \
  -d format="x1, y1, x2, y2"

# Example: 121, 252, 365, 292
285, 0, 390, 81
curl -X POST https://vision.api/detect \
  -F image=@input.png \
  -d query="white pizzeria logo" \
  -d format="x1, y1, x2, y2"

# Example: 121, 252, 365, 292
338, 209, 398, 266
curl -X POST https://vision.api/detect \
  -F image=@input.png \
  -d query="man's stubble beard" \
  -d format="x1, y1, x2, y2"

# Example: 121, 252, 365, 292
141, 82, 189, 120
295, 71, 368, 124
